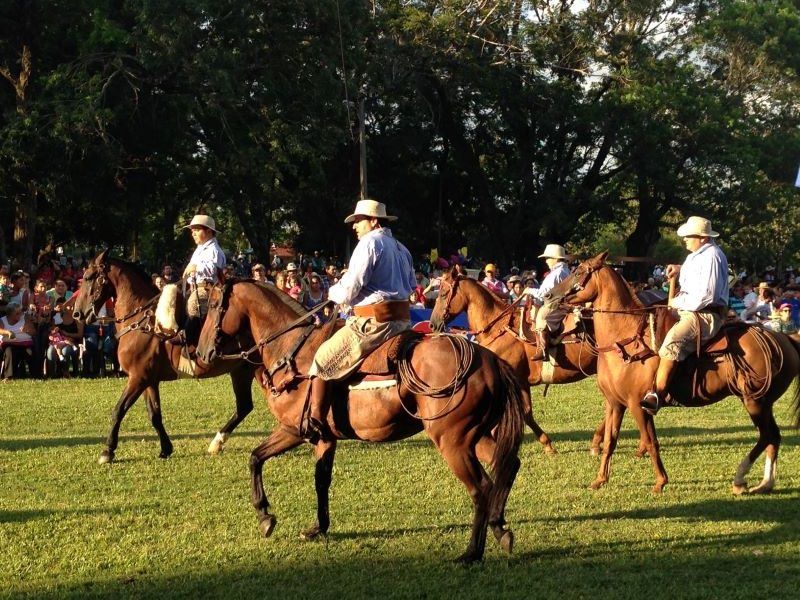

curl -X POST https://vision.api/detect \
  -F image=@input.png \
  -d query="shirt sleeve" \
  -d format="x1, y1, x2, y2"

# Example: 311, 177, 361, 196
673, 251, 721, 311
328, 238, 375, 305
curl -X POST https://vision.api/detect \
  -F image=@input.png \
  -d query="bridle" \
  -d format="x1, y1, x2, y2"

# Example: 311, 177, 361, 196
434, 275, 524, 337
433, 275, 462, 330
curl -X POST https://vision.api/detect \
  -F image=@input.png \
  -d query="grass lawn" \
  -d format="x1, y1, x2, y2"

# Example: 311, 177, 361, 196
2, 375, 800, 599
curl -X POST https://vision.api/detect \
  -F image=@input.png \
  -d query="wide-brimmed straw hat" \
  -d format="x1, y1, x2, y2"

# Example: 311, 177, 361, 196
344, 199, 397, 224
538, 244, 567, 260
182, 214, 219, 233
676, 216, 718, 238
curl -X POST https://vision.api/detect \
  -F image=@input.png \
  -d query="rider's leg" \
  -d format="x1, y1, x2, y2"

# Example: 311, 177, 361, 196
530, 328, 550, 361
302, 376, 331, 442
641, 359, 678, 416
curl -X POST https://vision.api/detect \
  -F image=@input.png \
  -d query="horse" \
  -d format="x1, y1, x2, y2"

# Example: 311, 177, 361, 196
72, 249, 257, 464
429, 269, 663, 457
547, 250, 800, 494
195, 278, 527, 563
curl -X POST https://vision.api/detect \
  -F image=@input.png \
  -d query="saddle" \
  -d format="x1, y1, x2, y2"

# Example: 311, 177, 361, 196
660, 310, 747, 357
357, 330, 424, 376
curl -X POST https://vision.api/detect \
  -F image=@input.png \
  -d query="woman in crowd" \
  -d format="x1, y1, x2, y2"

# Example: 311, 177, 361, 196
45, 306, 84, 377
0, 303, 35, 381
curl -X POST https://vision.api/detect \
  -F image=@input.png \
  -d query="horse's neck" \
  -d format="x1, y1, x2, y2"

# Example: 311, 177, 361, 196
237, 285, 308, 363
464, 281, 508, 332
591, 271, 646, 346
110, 267, 155, 315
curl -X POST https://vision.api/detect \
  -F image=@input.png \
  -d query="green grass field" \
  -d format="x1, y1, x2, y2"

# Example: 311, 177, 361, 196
2, 375, 800, 599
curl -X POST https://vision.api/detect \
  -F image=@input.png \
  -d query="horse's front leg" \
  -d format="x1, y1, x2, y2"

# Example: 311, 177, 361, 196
522, 390, 556, 456
250, 427, 304, 538
591, 399, 625, 490
144, 385, 173, 459
208, 365, 255, 455
98, 378, 148, 464
628, 401, 668, 493
300, 439, 338, 541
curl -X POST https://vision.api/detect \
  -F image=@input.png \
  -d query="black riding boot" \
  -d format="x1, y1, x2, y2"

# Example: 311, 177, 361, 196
301, 376, 332, 443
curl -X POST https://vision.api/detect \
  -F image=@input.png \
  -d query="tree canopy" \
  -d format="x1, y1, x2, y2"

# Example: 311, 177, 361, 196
1, 0, 798, 275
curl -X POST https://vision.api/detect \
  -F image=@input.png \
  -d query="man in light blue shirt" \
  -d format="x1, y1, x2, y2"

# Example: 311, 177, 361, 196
642, 216, 728, 415
530, 244, 571, 361
302, 200, 415, 442
170, 214, 225, 347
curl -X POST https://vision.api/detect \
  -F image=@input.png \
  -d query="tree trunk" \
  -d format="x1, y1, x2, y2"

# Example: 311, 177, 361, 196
13, 181, 37, 270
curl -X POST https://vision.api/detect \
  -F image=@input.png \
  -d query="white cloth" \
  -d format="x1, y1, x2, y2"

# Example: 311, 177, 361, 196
188, 237, 226, 283
530, 262, 570, 305
0, 315, 32, 342
671, 242, 729, 311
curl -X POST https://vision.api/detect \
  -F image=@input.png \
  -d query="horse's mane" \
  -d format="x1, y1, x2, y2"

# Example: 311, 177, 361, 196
460, 276, 508, 306
107, 257, 159, 294
225, 278, 307, 317
602, 264, 645, 309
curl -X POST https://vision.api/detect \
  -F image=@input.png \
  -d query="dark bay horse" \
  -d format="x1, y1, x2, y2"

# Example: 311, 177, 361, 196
196, 279, 527, 563
72, 250, 257, 464
548, 251, 800, 494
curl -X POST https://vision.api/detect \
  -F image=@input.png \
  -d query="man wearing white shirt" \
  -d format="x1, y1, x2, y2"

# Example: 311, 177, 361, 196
641, 216, 729, 415
302, 199, 415, 442
530, 244, 571, 361
170, 214, 226, 346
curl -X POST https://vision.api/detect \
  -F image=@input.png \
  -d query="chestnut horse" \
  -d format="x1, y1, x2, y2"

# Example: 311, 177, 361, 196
548, 251, 800, 494
73, 250, 257, 464
196, 279, 527, 563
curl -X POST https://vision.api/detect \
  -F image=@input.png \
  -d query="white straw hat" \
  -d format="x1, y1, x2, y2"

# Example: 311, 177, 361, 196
344, 199, 397, 224
538, 244, 567, 259
182, 214, 219, 233
676, 216, 718, 238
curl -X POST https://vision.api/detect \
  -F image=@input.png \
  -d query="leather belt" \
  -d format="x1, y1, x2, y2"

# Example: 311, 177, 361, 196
353, 301, 411, 323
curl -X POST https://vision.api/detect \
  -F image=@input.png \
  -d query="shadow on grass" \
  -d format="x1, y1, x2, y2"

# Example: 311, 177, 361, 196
0, 504, 159, 525
0, 430, 266, 452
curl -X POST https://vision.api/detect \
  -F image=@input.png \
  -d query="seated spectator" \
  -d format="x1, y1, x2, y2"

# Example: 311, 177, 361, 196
223, 264, 236, 281
60, 257, 76, 289
742, 283, 776, 323
481, 264, 509, 300
0, 272, 10, 306
765, 302, 798, 334
523, 274, 539, 293
728, 281, 746, 317
507, 275, 525, 302
251, 263, 269, 284
0, 303, 35, 381
286, 271, 305, 303
46, 280, 72, 307
83, 299, 118, 377
161, 264, 177, 284
154, 276, 165, 290
45, 307, 83, 377
304, 273, 326, 310
7, 272, 31, 308
274, 270, 287, 294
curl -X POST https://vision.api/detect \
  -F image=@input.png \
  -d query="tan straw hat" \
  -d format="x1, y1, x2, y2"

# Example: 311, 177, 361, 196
538, 244, 567, 260
344, 199, 397, 224
182, 214, 219, 233
676, 216, 718, 238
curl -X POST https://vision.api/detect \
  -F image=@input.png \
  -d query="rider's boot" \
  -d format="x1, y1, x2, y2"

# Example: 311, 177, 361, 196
300, 376, 332, 443
641, 358, 678, 416
530, 328, 550, 361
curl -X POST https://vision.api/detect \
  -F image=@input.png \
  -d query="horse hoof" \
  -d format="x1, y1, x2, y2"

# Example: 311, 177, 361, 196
732, 482, 748, 496
300, 525, 327, 542
454, 551, 482, 565
159, 447, 173, 459
544, 445, 557, 457
748, 482, 774, 495
652, 482, 667, 494
499, 530, 514, 554
98, 450, 114, 465
634, 449, 648, 459
208, 433, 228, 455
259, 515, 277, 538
589, 479, 606, 490
589, 447, 600, 457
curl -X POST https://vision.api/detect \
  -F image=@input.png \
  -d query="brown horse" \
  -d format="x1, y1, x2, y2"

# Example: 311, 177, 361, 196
430, 271, 597, 455
72, 250, 257, 464
548, 251, 800, 493
196, 279, 527, 563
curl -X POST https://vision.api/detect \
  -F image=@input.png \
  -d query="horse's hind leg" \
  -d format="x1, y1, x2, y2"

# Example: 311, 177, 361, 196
736, 403, 780, 495
435, 440, 492, 564
523, 399, 556, 456
300, 440, 337, 541
476, 436, 518, 554
145, 385, 173, 459
208, 366, 255, 455
98, 379, 147, 464
250, 427, 303, 538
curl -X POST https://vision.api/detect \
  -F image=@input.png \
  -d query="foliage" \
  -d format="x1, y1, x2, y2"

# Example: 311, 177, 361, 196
1, 376, 800, 597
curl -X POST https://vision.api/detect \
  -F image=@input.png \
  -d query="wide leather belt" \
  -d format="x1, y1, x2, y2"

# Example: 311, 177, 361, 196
353, 301, 411, 323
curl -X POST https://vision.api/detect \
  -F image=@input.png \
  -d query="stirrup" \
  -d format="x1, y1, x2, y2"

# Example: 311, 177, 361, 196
641, 392, 662, 416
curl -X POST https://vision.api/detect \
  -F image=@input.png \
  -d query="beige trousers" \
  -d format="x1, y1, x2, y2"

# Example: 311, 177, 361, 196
187, 286, 210, 318
308, 316, 411, 381
659, 309, 723, 361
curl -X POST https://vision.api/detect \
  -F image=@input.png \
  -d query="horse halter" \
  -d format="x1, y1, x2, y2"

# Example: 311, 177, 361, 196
549, 263, 597, 306
435, 276, 463, 326
82, 262, 110, 316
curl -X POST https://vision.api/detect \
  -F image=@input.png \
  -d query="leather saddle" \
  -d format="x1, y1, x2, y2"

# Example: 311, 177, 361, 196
356, 330, 424, 376
660, 310, 747, 357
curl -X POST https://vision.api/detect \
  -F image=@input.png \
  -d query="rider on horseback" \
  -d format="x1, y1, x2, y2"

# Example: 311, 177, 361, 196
170, 214, 226, 347
641, 216, 729, 415
301, 200, 416, 442
530, 244, 571, 361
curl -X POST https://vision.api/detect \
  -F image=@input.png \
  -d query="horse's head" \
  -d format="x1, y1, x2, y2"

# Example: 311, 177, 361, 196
73, 249, 112, 323
196, 280, 242, 365
548, 251, 608, 307
430, 267, 466, 332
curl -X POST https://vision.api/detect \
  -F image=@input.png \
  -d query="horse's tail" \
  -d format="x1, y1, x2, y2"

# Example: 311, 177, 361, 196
491, 358, 525, 476
787, 334, 800, 428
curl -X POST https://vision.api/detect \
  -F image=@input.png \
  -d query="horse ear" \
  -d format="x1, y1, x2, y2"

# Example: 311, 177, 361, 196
449, 265, 459, 278
597, 250, 609, 263
587, 250, 609, 267
95, 248, 110, 266
216, 267, 226, 285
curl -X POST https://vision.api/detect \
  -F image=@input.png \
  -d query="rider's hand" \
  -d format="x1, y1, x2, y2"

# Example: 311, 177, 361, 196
665, 264, 681, 279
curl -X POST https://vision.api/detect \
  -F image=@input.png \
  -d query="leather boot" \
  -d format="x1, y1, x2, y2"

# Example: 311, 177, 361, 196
531, 329, 550, 361
641, 359, 678, 416
301, 376, 331, 443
